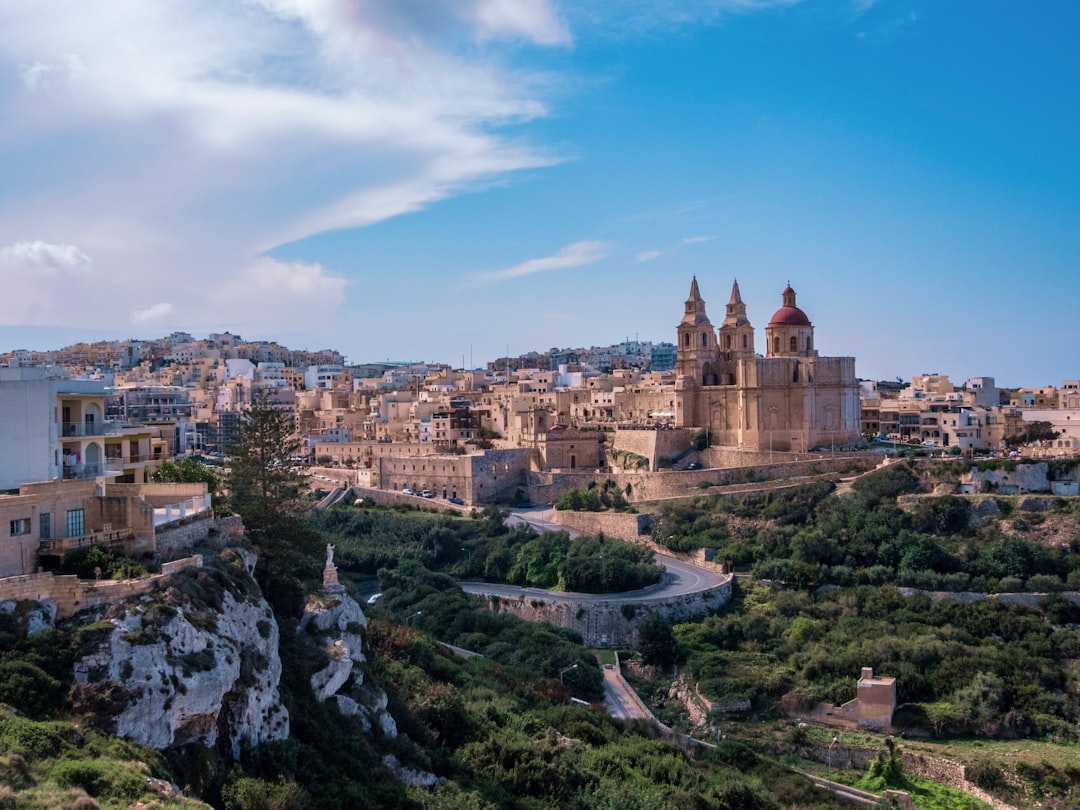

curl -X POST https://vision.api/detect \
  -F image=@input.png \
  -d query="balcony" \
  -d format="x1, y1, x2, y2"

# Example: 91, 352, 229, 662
61, 421, 121, 438
39, 526, 134, 556
62, 463, 106, 480
104, 454, 159, 471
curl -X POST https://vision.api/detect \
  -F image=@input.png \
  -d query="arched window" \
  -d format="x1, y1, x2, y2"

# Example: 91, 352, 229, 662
742, 334, 748, 349
789, 336, 797, 352
725, 334, 732, 349
683, 333, 690, 347
806, 336, 812, 352
701, 333, 707, 347
773, 336, 780, 354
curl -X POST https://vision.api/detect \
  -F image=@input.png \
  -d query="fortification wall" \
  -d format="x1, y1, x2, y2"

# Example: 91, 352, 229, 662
525, 454, 874, 505
611, 428, 691, 470
156, 517, 237, 558
0, 555, 203, 620
475, 575, 733, 647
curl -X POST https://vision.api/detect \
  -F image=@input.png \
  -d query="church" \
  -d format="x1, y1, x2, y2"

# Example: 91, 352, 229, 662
674, 278, 861, 452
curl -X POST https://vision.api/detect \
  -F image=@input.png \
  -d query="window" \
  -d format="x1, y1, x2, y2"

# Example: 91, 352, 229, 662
40, 513, 51, 540
10, 518, 30, 536
66, 508, 85, 537
789, 336, 797, 352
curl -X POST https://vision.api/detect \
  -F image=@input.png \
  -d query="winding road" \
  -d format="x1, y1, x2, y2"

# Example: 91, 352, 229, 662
461, 506, 728, 605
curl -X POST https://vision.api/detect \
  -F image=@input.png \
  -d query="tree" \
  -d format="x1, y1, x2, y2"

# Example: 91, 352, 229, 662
224, 393, 319, 613
691, 428, 711, 451
1004, 420, 1059, 448
226, 392, 306, 530
637, 614, 678, 668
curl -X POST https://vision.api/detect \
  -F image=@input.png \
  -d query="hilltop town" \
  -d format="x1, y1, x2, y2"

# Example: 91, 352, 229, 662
1, 279, 1073, 502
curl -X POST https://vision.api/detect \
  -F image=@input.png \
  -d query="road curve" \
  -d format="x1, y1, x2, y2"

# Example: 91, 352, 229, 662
461, 507, 729, 605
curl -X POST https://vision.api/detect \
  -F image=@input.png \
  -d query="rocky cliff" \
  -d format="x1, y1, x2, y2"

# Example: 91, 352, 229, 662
66, 548, 290, 759
300, 588, 398, 740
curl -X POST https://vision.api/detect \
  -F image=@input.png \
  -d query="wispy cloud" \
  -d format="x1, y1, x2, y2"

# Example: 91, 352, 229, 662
471, 241, 612, 284
636, 250, 662, 263
0, 241, 93, 274
681, 236, 715, 245
0, 1, 568, 336
131, 303, 174, 326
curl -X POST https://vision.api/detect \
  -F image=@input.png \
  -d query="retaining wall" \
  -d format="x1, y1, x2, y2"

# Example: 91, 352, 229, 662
475, 574, 733, 647
781, 744, 1020, 810
0, 555, 204, 620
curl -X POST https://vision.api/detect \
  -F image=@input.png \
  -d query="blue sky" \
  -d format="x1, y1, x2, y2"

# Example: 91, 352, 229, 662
0, 1, 1077, 387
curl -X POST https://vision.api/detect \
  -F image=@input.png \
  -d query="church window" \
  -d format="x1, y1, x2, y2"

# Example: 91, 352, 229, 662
789, 336, 797, 352
742, 335, 748, 349
683, 334, 690, 347
701, 333, 707, 347
773, 337, 780, 354
806, 336, 812, 352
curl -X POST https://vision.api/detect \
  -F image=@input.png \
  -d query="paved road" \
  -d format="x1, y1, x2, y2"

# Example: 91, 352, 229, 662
602, 666, 652, 721
462, 506, 728, 604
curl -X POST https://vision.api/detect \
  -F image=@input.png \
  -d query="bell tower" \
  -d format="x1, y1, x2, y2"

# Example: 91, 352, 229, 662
675, 276, 719, 387
717, 279, 755, 360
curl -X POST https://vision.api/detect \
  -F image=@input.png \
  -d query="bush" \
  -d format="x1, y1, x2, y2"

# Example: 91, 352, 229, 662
61, 545, 145, 580
222, 773, 307, 810
49, 758, 147, 800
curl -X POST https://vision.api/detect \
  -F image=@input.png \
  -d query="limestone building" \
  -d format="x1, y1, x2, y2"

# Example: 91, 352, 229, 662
674, 278, 860, 452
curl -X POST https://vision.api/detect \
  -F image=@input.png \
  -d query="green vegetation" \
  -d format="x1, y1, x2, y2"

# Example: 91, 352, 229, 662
60, 544, 145, 580
149, 456, 227, 515
311, 503, 662, 594
555, 479, 631, 511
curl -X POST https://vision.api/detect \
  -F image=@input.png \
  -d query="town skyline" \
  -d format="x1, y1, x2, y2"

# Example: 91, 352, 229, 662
1, 2, 1077, 387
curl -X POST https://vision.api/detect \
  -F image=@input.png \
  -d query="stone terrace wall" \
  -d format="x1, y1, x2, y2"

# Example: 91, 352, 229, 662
549, 511, 655, 541
475, 575, 733, 648
611, 428, 692, 470
778, 744, 1019, 810
525, 454, 875, 505
156, 516, 239, 558
0, 555, 203, 620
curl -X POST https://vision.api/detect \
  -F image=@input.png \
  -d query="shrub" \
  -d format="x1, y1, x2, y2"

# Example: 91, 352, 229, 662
49, 758, 146, 800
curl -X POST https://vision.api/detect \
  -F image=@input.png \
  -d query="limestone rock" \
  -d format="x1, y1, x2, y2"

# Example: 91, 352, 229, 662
300, 591, 396, 738
381, 754, 441, 788
73, 589, 289, 758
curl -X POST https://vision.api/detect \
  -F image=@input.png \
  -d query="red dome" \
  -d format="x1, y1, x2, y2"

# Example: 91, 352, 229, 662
768, 306, 811, 327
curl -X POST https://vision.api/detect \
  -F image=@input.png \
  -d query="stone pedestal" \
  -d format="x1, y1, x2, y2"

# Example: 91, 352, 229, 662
323, 563, 342, 592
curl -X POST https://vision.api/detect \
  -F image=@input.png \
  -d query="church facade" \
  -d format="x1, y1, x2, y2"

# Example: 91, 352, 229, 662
674, 278, 861, 452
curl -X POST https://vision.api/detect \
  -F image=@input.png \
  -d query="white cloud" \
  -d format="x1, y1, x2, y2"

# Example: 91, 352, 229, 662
131, 303, 174, 325
471, 241, 612, 284
473, 0, 571, 45
0, 2, 569, 333
17, 54, 85, 90
0, 240, 93, 273
681, 236, 715, 245
636, 250, 662, 263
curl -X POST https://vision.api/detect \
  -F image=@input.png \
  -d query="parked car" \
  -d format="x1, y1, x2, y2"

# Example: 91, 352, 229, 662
401, 488, 414, 495
420, 490, 434, 498
686, 462, 702, 470
448, 497, 465, 505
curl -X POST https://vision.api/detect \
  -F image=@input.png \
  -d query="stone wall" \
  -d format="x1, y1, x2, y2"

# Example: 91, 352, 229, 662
525, 454, 875, 505
156, 517, 234, 558
548, 510, 655, 540
0, 555, 204, 620
475, 575, 733, 647
781, 743, 1019, 810
611, 427, 691, 470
